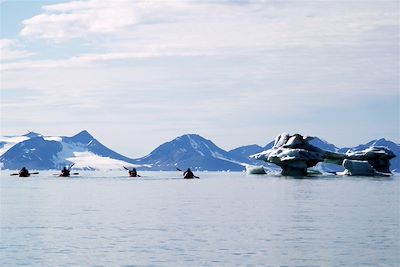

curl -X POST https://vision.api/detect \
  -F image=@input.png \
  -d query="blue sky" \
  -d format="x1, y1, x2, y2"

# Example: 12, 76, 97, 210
1, 0, 399, 157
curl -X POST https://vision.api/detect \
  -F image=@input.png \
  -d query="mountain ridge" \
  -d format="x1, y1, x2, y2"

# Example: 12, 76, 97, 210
0, 131, 398, 172
135, 134, 245, 171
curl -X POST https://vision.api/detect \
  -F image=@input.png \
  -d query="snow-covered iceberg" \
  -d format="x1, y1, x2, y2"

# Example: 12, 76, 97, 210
245, 165, 267, 175
252, 133, 396, 177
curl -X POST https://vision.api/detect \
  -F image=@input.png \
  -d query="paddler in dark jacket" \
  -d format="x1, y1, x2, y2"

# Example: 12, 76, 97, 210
60, 163, 74, 177
128, 168, 140, 177
60, 166, 71, 177
183, 168, 194, 179
19, 167, 30, 177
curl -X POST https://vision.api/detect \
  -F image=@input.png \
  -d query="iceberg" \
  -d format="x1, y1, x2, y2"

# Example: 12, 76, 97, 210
252, 133, 396, 177
245, 165, 267, 175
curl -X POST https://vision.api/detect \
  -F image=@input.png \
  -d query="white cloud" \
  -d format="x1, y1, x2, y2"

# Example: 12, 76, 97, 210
20, 0, 186, 41
21, 0, 137, 40
0, 39, 35, 61
19, 0, 398, 49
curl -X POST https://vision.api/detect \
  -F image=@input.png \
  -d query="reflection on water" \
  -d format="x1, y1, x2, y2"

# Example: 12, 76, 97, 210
1, 171, 399, 266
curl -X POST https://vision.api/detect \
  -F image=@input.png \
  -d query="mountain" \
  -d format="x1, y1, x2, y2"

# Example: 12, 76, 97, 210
0, 137, 63, 170
1, 131, 399, 172
309, 137, 339, 152
228, 144, 264, 163
62, 130, 136, 163
0, 135, 30, 156
136, 134, 245, 171
0, 130, 138, 170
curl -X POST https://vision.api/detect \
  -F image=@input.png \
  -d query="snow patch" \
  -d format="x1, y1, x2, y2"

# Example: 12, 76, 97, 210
44, 136, 62, 142
67, 151, 137, 170
0, 136, 30, 156
187, 135, 200, 150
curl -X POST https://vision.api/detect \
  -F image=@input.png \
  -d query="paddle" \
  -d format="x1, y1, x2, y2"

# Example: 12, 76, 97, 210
10, 172, 39, 176
176, 168, 200, 179
68, 163, 75, 170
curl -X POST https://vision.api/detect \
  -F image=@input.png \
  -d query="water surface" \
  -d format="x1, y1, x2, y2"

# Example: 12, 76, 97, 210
1, 171, 399, 266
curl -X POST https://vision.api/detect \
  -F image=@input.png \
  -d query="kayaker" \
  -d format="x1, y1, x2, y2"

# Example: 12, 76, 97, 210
183, 168, 194, 179
19, 167, 30, 177
128, 167, 140, 177
60, 166, 71, 177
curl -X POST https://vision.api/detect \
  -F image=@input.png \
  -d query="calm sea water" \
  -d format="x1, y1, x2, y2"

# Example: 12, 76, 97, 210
1, 171, 399, 267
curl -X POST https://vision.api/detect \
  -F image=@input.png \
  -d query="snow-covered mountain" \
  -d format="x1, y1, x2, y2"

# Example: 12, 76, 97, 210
0, 130, 138, 170
136, 134, 245, 171
1, 131, 398, 172
228, 144, 264, 163
0, 133, 32, 156
228, 140, 275, 162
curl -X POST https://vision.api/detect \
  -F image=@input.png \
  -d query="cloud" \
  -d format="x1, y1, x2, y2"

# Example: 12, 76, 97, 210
20, 0, 185, 41
20, 0, 137, 40
11, 0, 399, 69
20, 0, 399, 48
2, 0, 399, 154
0, 39, 35, 61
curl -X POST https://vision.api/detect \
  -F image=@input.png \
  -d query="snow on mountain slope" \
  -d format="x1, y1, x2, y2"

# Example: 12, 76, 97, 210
1, 130, 398, 172
136, 134, 246, 171
0, 137, 63, 170
0, 130, 138, 170
0, 135, 30, 156
67, 152, 138, 170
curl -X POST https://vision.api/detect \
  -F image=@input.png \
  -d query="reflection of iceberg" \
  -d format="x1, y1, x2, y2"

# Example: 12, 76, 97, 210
252, 133, 396, 177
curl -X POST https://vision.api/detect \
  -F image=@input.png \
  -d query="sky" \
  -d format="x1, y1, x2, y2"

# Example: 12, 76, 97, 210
0, 0, 399, 158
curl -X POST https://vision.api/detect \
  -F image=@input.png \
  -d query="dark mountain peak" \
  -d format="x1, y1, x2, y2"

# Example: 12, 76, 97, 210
376, 138, 388, 142
308, 137, 339, 152
69, 130, 95, 144
177, 133, 205, 142
373, 138, 398, 146
23, 131, 42, 138
182, 133, 200, 138
173, 134, 214, 149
